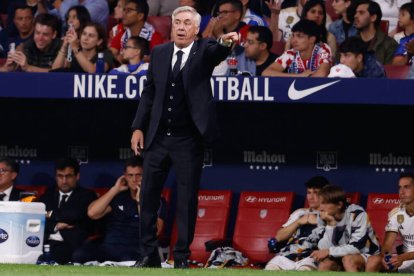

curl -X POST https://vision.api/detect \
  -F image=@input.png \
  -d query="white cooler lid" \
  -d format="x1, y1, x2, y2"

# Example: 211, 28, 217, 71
0, 202, 46, 214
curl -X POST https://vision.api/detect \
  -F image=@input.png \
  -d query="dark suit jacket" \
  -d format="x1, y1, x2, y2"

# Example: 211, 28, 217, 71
131, 38, 231, 149
39, 186, 97, 247
9, 186, 24, 201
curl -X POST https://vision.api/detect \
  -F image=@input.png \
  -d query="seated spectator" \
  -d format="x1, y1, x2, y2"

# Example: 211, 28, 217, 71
148, 0, 179, 16
366, 172, 414, 273
241, 0, 268, 27
392, 3, 414, 65
110, 0, 164, 61
72, 156, 166, 263
328, 0, 358, 44
39, 157, 97, 264
0, 157, 24, 201
262, 19, 332, 77
7, 5, 34, 50
242, 26, 277, 76
308, 185, 380, 271
265, 175, 329, 271
330, 36, 385, 78
108, 0, 126, 45
373, 0, 411, 36
202, 0, 249, 41
58, 0, 109, 31
64, 5, 91, 36
109, 36, 149, 75
354, 0, 398, 65
52, 22, 117, 73
0, 13, 62, 72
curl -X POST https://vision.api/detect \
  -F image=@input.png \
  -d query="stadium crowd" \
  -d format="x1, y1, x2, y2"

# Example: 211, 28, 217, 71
0, 0, 414, 77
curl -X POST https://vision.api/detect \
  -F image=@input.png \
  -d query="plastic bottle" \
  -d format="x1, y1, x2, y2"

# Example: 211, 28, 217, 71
384, 252, 394, 270
42, 244, 52, 265
227, 52, 238, 76
95, 52, 105, 73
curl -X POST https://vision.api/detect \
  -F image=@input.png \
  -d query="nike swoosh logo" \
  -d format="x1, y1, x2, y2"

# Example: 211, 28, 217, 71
288, 80, 341, 100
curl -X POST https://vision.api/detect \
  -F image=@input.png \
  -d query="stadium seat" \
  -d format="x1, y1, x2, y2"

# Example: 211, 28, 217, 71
147, 16, 172, 42
384, 65, 411, 79
15, 185, 47, 199
304, 191, 361, 208
90, 187, 110, 197
380, 20, 390, 34
169, 189, 233, 264
232, 191, 295, 265
270, 40, 286, 56
366, 193, 400, 243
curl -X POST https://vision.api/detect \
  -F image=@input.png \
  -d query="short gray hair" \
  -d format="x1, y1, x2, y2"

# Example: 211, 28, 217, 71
172, 6, 201, 28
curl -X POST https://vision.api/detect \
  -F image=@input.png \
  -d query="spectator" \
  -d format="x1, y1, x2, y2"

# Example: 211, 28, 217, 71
109, 36, 148, 75
328, 0, 358, 44
242, 26, 278, 76
308, 185, 380, 272
392, 3, 414, 65
329, 36, 385, 78
354, 0, 398, 65
148, 0, 179, 16
58, 0, 109, 31
366, 172, 414, 273
64, 5, 91, 36
265, 175, 329, 271
240, 0, 268, 26
110, 0, 164, 61
108, 0, 126, 45
52, 22, 117, 73
262, 19, 332, 77
39, 157, 97, 264
72, 156, 167, 263
373, 0, 410, 36
0, 13, 62, 72
0, 157, 24, 201
7, 5, 34, 49
202, 0, 249, 40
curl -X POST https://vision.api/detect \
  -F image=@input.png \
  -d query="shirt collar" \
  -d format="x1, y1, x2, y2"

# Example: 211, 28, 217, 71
1, 185, 13, 200
173, 41, 194, 56
59, 190, 73, 198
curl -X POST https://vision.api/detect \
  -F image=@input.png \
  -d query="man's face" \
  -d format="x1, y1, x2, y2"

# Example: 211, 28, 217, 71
217, 3, 241, 29
0, 162, 17, 191
244, 32, 265, 60
306, 188, 321, 209
398, 9, 412, 29
124, 166, 143, 191
340, 52, 362, 71
399, 177, 414, 205
14, 8, 34, 35
291, 31, 315, 52
354, 4, 374, 30
33, 23, 56, 51
319, 198, 342, 217
122, 2, 141, 27
171, 11, 199, 48
56, 167, 79, 193
121, 39, 140, 60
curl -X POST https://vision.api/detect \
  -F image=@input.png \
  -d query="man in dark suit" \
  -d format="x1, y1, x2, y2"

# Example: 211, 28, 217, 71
130, 5, 239, 269
39, 157, 97, 264
0, 157, 24, 201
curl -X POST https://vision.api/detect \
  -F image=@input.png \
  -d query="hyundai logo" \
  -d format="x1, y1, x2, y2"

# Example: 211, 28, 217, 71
373, 198, 384, 204
0, 228, 9, 243
245, 195, 257, 203
26, 236, 40, 247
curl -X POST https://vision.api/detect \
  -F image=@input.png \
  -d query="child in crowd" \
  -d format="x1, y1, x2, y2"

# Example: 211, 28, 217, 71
109, 36, 149, 75
393, 3, 414, 65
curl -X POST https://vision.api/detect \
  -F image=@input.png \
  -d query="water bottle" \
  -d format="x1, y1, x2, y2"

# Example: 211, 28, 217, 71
95, 52, 105, 73
384, 252, 394, 270
227, 52, 238, 76
267, 237, 278, 253
37, 244, 53, 265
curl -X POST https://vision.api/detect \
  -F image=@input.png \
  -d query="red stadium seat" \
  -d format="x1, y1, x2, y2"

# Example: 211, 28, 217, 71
159, 187, 172, 248
366, 193, 400, 243
147, 16, 172, 42
270, 40, 286, 56
384, 65, 411, 79
169, 190, 233, 264
304, 191, 361, 208
380, 20, 390, 34
232, 191, 295, 264
90, 187, 110, 197
325, 0, 339, 21
15, 185, 47, 198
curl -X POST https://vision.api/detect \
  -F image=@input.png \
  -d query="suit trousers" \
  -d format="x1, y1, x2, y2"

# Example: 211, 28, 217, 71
140, 133, 204, 261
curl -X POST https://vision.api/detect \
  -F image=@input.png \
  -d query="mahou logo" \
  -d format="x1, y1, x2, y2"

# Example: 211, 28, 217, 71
243, 150, 286, 171
26, 236, 40, 247
369, 153, 411, 173
0, 228, 9, 243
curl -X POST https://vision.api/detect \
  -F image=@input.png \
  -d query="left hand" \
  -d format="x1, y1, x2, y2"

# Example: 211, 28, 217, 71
221, 32, 240, 46
9, 51, 28, 70
310, 249, 329, 262
406, 40, 414, 56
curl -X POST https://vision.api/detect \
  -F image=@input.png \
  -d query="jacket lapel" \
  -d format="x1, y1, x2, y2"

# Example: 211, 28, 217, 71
182, 40, 199, 92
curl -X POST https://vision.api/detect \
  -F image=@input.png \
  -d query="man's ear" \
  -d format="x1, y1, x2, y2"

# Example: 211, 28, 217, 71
52, 30, 57, 39
357, 53, 363, 63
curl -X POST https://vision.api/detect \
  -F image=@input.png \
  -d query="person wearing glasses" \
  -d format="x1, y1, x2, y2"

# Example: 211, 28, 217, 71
39, 157, 97, 264
0, 157, 24, 201
72, 156, 167, 264
110, 0, 164, 63
109, 36, 149, 75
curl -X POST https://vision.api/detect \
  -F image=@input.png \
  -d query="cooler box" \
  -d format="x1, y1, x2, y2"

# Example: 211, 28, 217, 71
0, 202, 46, 264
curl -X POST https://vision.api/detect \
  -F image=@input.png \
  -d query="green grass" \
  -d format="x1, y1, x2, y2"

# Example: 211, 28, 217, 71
0, 264, 389, 276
